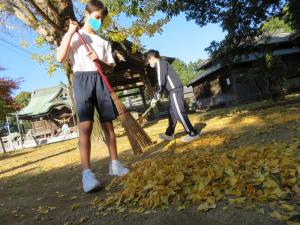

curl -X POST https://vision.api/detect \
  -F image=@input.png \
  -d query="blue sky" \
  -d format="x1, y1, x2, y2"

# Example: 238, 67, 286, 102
0, 13, 225, 94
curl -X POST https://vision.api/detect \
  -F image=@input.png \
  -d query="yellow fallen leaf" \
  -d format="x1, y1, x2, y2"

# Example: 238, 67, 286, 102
71, 203, 80, 211
198, 202, 210, 211
280, 204, 295, 212
175, 172, 184, 184
177, 205, 186, 211
79, 217, 88, 223
270, 211, 282, 220
228, 197, 246, 204
36, 206, 49, 214
70, 196, 77, 200
287, 221, 300, 225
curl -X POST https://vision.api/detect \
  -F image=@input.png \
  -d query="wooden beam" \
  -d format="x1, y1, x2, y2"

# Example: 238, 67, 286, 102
110, 78, 143, 87
113, 82, 145, 92
118, 91, 141, 98
140, 87, 147, 109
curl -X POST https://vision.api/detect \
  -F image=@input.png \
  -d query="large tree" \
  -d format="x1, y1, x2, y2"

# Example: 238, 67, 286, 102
172, 58, 203, 86
158, 0, 299, 56
0, 77, 20, 120
0, 67, 20, 153
0, 0, 168, 144
15, 91, 31, 108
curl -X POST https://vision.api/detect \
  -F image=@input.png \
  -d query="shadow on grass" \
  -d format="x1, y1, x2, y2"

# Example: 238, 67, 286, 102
0, 147, 77, 176
0, 149, 36, 161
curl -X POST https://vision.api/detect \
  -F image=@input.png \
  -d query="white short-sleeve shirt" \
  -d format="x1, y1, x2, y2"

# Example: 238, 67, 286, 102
61, 29, 115, 72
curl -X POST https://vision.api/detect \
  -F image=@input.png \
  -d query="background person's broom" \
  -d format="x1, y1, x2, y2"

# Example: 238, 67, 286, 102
137, 105, 153, 124
76, 31, 153, 154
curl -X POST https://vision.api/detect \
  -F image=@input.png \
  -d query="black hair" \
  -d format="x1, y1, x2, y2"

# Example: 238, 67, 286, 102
85, 0, 108, 17
145, 49, 160, 61
80, 0, 108, 25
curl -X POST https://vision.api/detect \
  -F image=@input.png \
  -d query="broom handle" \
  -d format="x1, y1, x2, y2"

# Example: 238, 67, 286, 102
141, 106, 153, 118
76, 31, 113, 93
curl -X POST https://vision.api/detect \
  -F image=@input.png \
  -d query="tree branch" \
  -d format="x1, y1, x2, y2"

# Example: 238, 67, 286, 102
24, 0, 63, 34
46, 0, 60, 24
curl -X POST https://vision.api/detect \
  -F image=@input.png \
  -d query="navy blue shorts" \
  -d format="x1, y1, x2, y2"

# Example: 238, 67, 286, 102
74, 71, 117, 123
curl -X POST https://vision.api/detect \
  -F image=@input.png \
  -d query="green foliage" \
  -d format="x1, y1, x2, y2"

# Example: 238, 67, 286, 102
15, 91, 31, 108
172, 58, 203, 86
262, 6, 293, 33
3, 0, 298, 84
35, 36, 46, 48
247, 53, 286, 101
287, 0, 300, 30
262, 17, 293, 33
31, 53, 61, 75
96, 0, 170, 52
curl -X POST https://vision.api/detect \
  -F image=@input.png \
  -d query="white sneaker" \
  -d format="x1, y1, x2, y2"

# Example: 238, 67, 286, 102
82, 169, 101, 193
159, 133, 174, 141
109, 160, 129, 176
181, 133, 200, 143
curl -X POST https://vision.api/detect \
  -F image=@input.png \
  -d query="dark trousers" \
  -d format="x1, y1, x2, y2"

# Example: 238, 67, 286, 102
165, 89, 197, 136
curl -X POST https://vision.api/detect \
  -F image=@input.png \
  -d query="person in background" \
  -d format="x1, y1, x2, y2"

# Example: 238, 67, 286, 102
146, 50, 200, 143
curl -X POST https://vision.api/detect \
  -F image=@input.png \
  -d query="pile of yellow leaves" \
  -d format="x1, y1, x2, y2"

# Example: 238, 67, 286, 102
95, 141, 300, 214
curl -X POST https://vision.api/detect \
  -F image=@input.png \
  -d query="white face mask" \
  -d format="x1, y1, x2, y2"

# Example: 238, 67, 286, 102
148, 58, 157, 68
149, 61, 156, 68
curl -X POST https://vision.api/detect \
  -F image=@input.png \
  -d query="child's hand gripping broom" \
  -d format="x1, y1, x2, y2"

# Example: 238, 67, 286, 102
76, 31, 153, 154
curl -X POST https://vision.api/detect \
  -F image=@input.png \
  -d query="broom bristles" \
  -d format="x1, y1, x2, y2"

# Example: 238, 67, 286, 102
111, 92, 153, 154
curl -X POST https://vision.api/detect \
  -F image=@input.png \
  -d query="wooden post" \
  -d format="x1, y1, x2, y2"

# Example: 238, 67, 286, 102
6, 116, 11, 135
16, 115, 24, 149
72, 113, 76, 127
44, 118, 47, 138
50, 115, 53, 137
31, 119, 38, 146
140, 87, 147, 109
0, 136, 6, 153
142, 68, 159, 118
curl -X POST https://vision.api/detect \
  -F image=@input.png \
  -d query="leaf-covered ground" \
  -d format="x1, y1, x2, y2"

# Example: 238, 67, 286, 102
0, 95, 299, 225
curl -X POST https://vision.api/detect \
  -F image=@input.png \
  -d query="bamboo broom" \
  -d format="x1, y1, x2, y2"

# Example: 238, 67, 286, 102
76, 31, 153, 154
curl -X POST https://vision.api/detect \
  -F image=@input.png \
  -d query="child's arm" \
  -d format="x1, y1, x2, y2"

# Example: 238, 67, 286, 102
155, 60, 168, 99
100, 41, 116, 73
57, 20, 78, 63
96, 59, 115, 73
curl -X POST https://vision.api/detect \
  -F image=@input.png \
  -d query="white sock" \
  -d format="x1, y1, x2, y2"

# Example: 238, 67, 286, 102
82, 169, 91, 174
111, 160, 119, 166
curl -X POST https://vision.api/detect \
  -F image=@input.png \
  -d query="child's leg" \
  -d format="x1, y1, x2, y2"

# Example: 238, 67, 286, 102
101, 121, 129, 176
101, 121, 117, 160
165, 105, 177, 136
78, 121, 93, 170
170, 91, 197, 135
